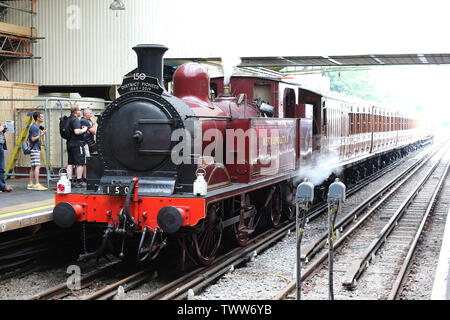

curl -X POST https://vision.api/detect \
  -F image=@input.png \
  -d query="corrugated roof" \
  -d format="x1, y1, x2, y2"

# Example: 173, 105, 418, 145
168, 53, 450, 68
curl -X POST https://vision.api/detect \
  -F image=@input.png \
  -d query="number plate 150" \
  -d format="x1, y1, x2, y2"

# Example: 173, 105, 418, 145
103, 184, 130, 196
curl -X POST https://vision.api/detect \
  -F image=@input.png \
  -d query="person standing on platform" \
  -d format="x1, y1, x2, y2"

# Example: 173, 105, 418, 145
0, 123, 12, 192
27, 111, 47, 191
67, 104, 88, 188
80, 108, 97, 182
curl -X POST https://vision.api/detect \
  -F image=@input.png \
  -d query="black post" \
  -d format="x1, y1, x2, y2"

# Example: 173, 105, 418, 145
327, 178, 346, 300
327, 202, 339, 300
296, 203, 308, 300
295, 179, 314, 300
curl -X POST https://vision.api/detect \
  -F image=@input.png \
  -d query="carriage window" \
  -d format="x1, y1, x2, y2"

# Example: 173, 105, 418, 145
350, 113, 354, 134
362, 113, 366, 133
312, 102, 321, 135
284, 88, 296, 108
305, 104, 313, 119
284, 88, 296, 118
254, 83, 271, 104
210, 82, 218, 100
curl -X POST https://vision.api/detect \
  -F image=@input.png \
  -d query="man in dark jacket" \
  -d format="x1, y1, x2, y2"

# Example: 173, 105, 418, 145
80, 108, 97, 183
67, 105, 88, 188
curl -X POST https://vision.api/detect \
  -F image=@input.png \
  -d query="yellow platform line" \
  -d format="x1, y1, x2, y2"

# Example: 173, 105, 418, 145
0, 199, 55, 218
0, 205, 54, 219
0, 199, 54, 214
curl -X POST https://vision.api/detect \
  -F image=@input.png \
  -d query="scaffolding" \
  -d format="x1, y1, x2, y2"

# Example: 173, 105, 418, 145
0, 0, 43, 82
0, 97, 111, 188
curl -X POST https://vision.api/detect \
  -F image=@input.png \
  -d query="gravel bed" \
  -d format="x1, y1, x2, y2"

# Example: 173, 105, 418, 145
399, 151, 450, 299
195, 146, 442, 300
0, 257, 117, 300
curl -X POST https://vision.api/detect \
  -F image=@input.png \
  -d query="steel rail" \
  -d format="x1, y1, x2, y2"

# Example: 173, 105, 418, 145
148, 154, 411, 301
273, 142, 442, 300
21, 144, 433, 300
86, 222, 289, 300
50, 221, 293, 300
304, 158, 405, 223
342, 145, 449, 288
174, 223, 298, 300
28, 261, 123, 300
94, 272, 157, 300
143, 221, 294, 300
301, 144, 438, 261
57, 145, 432, 300
83, 269, 149, 300
387, 158, 450, 300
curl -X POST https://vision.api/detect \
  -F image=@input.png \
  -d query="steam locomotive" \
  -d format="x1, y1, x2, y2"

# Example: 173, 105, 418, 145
52, 44, 430, 266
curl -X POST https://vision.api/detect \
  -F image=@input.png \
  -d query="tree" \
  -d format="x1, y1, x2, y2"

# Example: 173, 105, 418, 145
326, 70, 389, 103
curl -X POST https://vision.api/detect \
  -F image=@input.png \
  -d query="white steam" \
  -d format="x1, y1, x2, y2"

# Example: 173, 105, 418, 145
296, 149, 342, 186
221, 56, 241, 85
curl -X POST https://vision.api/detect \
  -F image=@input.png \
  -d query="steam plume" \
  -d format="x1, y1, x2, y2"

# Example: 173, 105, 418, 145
221, 56, 241, 85
295, 149, 342, 186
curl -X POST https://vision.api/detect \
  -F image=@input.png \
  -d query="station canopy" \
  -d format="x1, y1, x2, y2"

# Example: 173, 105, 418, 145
167, 54, 450, 69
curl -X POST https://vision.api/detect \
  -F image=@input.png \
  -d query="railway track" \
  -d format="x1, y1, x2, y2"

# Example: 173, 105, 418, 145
24, 143, 432, 300
29, 221, 295, 300
0, 227, 78, 281
28, 261, 134, 300
25, 221, 300, 299
24, 144, 434, 300
275, 140, 449, 300
387, 155, 450, 299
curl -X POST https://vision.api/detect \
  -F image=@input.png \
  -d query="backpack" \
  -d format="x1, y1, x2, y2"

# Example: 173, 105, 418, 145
59, 116, 71, 140
22, 133, 36, 155
22, 141, 31, 155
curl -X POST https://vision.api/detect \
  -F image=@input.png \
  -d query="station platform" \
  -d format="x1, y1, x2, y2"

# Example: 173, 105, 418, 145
0, 178, 56, 233
432, 205, 450, 300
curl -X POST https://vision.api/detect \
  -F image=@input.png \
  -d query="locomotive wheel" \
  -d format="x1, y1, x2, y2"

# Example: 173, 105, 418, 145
267, 185, 282, 228
282, 183, 295, 221
191, 202, 224, 265
231, 195, 260, 246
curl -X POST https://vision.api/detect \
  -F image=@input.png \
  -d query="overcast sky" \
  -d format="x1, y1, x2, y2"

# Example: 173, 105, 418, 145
369, 65, 449, 132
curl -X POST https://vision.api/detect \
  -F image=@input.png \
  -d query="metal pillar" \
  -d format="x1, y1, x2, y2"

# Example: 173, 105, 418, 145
326, 178, 346, 300
295, 178, 314, 300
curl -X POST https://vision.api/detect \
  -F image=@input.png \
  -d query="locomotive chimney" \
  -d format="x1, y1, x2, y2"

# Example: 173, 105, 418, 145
132, 44, 168, 86
223, 83, 231, 95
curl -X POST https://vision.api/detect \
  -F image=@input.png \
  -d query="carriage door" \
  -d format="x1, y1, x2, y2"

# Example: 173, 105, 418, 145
369, 106, 374, 153
300, 104, 313, 164
320, 101, 327, 152
284, 88, 296, 118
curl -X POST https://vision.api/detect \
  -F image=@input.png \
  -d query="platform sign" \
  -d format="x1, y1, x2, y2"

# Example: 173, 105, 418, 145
5, 121, 14, 133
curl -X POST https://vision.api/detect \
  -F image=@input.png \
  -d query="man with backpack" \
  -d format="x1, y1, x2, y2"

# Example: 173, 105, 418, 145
80, 108, 97, 183
27, 111, 47, 191
63, 104, 88, 188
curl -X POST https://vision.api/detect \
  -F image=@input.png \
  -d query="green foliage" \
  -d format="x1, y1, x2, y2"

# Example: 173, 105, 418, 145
326, 70, 389, 103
